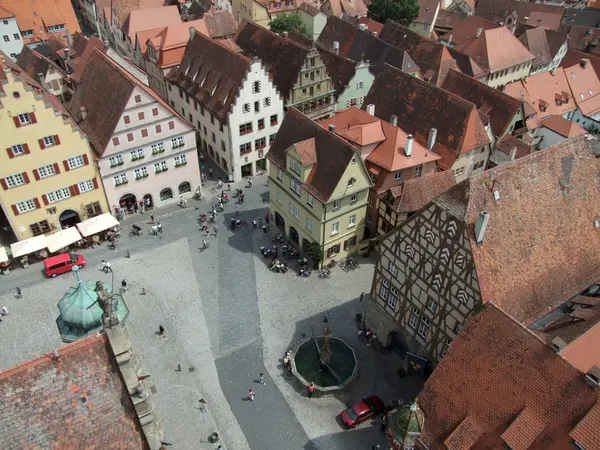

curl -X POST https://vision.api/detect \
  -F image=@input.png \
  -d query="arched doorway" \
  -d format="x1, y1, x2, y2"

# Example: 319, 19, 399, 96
289, 226, 299, 245
387, 331, 404, 351
119, 193, 137, 214
302, 238, 310, 252
178, 181, 191, 194
160, 188, 173, 201
274, 212, 285, 231
143, 194, 154, 211
59, 209, 80, 228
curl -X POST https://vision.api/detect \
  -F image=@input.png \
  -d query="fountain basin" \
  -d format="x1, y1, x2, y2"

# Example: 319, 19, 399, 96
291, 336, 358, 394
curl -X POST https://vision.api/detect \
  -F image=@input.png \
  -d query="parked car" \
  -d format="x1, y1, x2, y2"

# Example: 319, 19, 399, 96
44, 253, 86, 278
339, 396, 385, 428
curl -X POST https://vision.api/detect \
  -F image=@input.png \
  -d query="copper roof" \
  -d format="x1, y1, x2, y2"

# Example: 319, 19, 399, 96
380, 170, 457, 213
0, 334, 147, 449
418, 304, 599, 449
468, 136, 600, 326
363, 64, 490, 168
168, 29, 251, 122
267, 108, 363, 203
441, 68, 521, 138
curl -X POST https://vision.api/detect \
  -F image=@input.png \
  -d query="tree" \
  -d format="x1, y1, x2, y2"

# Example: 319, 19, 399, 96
367, 0, 420, 27
268, 12, 309, 37
306, 242, 324, 268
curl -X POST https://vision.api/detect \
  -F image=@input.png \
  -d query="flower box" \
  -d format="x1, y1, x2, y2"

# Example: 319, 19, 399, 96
135, 174, 149, 180
110, 161, 125, 168
152, 149, 165, 155
175, 162, 188, 167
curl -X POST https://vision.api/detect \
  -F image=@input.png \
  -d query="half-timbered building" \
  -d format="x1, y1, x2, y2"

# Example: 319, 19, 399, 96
366, 136, 600, 362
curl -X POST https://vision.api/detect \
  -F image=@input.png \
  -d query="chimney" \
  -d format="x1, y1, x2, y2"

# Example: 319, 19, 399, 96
80, 106, 88, 120
283, 31, 288, 38
64, 48, 71, 61
476, 28, 483, 38
189, 26, 196, 40
65, 28, 72, 46
427, 128, 437, 151
509, 146, 517, 161
371, 32, 377, 37
328, 124, 336, 132
390, 114, 398, 127
551, 67, 557, 76
366, 103, 375, 116
448, 33, 452, 45
333, 41, 339, 55
359, 23, 367, 31
405, 134, 413, 157
581, 58, 589, 69
475, 211, 489, 247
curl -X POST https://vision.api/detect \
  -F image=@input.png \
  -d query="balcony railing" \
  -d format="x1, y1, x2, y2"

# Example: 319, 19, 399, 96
110, 161, 125, 168
135, 173, 149, 180
172, 142, 185, 149
152, 148, 166, 155
175, 161, 187, 168
115, 179, 129, 186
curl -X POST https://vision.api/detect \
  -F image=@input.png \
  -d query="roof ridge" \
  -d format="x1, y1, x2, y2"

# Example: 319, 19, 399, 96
292, 108, 359, 155
237, 19, 310, 54
193, 27, 251, 63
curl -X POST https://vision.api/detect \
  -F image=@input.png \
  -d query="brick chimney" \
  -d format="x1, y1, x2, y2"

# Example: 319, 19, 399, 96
510, 146, 517, 161
405, 134, 413, 157
366, 104, 375, 116
476, 28, 483, 38
333, 41, 339, 55
390, 115, 398, 127
328, 124, 336, 132
581, 58, 589, 69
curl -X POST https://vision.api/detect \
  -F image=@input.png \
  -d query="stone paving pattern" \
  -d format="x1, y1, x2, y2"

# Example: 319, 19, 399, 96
0, 170, 422, 449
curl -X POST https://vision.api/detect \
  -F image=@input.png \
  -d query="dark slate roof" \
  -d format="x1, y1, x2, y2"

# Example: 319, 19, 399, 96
545, 29, 567, 58
377, 21, 458, 85
234, 20, 307, 99
168, 29, 251, 121
267, 108, 358, 203
475, 0, 564, 25
289, 28, 358, 98
187, 0, 212, 19
434, 9, 466, 32
441, 69, 521, 138
15, 46, 62, 85
316, 16, 421, 76
562, 7, 600, 27
363, 64, 490, 169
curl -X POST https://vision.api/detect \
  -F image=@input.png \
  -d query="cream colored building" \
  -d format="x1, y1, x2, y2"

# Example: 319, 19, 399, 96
267, 108, 371, 262
0, 55, 108, 241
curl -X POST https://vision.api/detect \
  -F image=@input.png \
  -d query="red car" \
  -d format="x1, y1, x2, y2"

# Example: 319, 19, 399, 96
340, 396, 385, 428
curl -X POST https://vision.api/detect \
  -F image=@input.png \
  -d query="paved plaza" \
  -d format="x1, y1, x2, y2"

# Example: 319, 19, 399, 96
0, 174, 422, 449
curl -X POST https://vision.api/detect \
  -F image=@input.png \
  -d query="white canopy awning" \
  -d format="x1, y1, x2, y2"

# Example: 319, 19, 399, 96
0, 246, 8, 263
76, 212, 120, 237
10, 235, 48, 258
46, 227, 83, 253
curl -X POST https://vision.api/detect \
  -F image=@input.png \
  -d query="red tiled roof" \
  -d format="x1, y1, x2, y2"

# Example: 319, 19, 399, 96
357, 17, 383, 35
561, 320, 600, 373
70, 35, 106, 84
542, 115, 587, 137
381, 170, 457, 213
495, 134, 533, 159
294, 137, 317, 165
564, 58, 600, 117
468, 136, 600, 326
418, 304, 599, 449
449, 15, 497, 48
571, 401, 600, 450
0, 333, 147, 448
561, 49, 600, 78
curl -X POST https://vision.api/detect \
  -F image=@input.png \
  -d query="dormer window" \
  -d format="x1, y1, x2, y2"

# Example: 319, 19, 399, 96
290, 159, 302, 175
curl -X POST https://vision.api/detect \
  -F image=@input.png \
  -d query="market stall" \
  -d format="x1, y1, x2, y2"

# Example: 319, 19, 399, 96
46, 227, 84, 253
10, 235, 48, 258
76, 213, 120, 237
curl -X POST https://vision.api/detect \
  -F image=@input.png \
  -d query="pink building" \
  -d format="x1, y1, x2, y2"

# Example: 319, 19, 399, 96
68, 48, 200, 214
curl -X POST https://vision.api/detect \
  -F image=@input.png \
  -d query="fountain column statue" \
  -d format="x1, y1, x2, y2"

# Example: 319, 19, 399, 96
321, 326, 332, 365
95, 281, 120, 327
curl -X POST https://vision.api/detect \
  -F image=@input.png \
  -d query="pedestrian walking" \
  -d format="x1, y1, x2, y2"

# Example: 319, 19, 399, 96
248, 389, 255, 401
252, 219, 257, 229
360, 292, 364, 302
157, 222, 163, 233
16, 287, 22, 298
248, 178, 253, 187
228, 183, 231, 191
235, 206, 240, 217
150, 215, 155, 224
213, 226, 218, 235
240, 193, 245, 203
209, 168, 213, 178
307, 382, 315, 399
380, 414, 387, 432
206, 228, 210, 237
121, 279, 128, 292
1, 305, 9, 315
259, 373, 265, 385
265, 214, 269, 225
159, 325, 165, 336
231, 217, 236, 230
102, 260, 112, 273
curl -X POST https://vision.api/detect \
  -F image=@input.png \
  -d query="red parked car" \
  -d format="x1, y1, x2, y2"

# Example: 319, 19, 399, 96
340, 396, 385, 428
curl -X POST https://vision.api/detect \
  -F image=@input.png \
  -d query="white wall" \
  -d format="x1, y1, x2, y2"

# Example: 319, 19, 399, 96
537, 127, 569, 149
0, 17, 24, 59
482, 61, 533, 88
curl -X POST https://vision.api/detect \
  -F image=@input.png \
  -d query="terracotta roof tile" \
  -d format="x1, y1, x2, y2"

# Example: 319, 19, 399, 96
122, 5, 181, 42
378, 21, 459, 85
565, 25, 600, 53
443, 416, 483, 449
234, 20, 308, 99
542, 115, 587, 137
441, 69, 521, 137
146, 20, 209, 67
108, 0, 165, 27
434, 9, 466, 32
0, 334, 147, 449
501, 407, 546, 450
363, 63, 490, 166
204, 10, 238, 39
0, 0, 81, 44
415, 0, 439, 26
467, 136, 600, 326
70, 36, 106, 84
357, 17, 383, 35
495, 134, 533, 159
475, 0, 564, 26
381, 170, 456, 213
324, 0, 368, 18
571, 401, 600, 450
526, 11, 563, 30
446, 15, 497, 48
519, 26, 553, 67
267, 108, 361, 202
15, 46, 64, 85
564, 59, 600, 117
418, 304, 599, 449
299, 2, 321, 16
560, 320, 600, 373
561, 49, 600, 78
167, 29, 251, 122
294, 137, 317, 165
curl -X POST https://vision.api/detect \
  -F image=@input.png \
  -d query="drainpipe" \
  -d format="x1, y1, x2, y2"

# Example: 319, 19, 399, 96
321, 204, 327, 269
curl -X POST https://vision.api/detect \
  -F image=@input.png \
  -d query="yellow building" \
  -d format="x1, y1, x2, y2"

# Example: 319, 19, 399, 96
232, 0, 271, 28
0, 54, 108, 241
267, 108, 371, 263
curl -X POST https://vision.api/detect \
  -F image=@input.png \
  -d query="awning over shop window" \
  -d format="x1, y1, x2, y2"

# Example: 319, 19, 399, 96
46, 227, 83, 253
10, 235, 48, 258
76, 213, 120, 237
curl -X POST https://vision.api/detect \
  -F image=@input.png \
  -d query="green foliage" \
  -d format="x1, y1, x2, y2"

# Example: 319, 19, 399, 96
306, 242, 324, 264
367, 0, 420, 27
269, 12, 310, 37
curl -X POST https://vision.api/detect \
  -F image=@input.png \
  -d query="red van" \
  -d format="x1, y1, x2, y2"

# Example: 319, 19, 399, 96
44, 253, 86, 278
